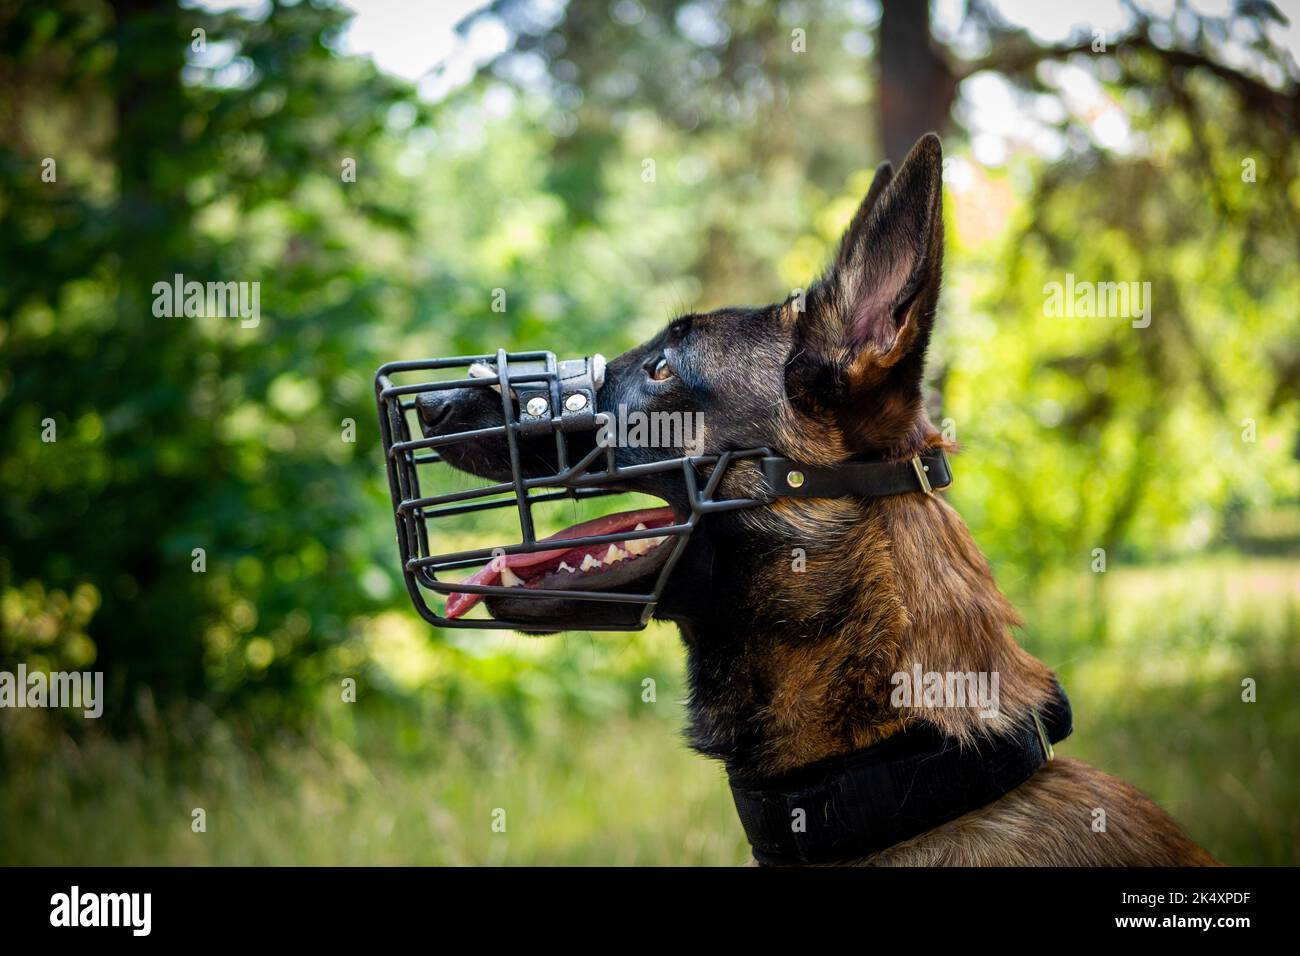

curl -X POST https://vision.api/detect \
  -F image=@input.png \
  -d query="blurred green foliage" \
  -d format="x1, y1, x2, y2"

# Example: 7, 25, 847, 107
2, 559, 1296, 864
0, 0, 1297, 863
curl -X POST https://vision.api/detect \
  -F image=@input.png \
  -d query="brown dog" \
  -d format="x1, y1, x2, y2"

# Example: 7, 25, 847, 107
418, 133, 1219, 865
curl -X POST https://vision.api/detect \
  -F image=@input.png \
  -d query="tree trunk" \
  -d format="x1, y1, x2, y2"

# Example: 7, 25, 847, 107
877, 0, 955, 163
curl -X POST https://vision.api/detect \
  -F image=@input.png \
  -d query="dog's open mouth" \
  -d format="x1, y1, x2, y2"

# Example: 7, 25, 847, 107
445, 505, 677, 619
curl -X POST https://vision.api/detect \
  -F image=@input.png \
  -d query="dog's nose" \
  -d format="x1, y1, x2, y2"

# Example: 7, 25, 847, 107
416, 392, 455, 435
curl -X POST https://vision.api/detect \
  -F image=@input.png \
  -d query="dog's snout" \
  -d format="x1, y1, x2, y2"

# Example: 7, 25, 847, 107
416, 392, 456, 435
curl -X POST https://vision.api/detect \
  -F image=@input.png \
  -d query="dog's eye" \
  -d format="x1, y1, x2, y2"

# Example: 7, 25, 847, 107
648, 355, 673, 382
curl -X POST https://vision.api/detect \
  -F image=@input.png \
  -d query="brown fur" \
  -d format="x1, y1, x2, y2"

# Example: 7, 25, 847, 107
676, 137, 1219, 865
726, 475, 1220, 865
865, 758, 1218, 866
437, 134, 1221, 865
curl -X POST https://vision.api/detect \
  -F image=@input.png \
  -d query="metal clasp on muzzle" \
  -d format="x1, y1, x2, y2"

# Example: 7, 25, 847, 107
490, 353, 606, 436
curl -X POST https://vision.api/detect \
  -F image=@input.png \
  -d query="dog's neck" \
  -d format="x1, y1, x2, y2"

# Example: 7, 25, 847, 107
669, 491, 1060, 780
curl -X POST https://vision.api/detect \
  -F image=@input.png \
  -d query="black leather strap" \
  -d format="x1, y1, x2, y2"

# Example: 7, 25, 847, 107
513, 356, 602, 436
728, 682, 1073, 866
761, 450, 952, 499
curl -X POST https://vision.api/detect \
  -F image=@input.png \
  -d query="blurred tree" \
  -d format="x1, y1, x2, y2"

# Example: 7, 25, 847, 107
943, 0, 1300, 582
0, 0, 1295, 732
0, 0, 430, 726
459, 0, 1299, 582
878, 0, 955, 163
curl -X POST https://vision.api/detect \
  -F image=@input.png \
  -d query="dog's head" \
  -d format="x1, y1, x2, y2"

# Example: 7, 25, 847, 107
418, 135, 946, 632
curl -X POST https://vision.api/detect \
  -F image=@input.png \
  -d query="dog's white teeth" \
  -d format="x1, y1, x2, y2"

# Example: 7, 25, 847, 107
648, 535, 667, 548
558, 561, 576, 574
624, 523, 651, 556
500, 566, 524, 587
580, 553, 601, 572
605, 544, 627, 563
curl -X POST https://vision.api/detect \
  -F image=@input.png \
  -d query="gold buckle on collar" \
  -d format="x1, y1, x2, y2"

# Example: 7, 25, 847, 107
910, 455, 933, 495
1033, 711, 1055, 762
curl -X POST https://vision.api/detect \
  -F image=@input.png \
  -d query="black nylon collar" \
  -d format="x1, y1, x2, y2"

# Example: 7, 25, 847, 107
728, 682, 1073, 866
762, 449, 952, 499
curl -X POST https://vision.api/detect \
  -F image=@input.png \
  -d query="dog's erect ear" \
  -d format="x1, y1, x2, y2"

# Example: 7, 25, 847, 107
786, 134, 944, 440
839, 158, 894, 254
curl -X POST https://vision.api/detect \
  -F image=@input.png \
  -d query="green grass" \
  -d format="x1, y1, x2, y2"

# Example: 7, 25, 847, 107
1017, 555, 1300, 865
1, 555, 1296, 865
0, 696, 747, 866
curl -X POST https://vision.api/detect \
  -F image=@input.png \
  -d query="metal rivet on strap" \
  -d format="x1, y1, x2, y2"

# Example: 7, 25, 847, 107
786, 470, 805, 489
525, 397, 549, 417
564, 393, 587, 412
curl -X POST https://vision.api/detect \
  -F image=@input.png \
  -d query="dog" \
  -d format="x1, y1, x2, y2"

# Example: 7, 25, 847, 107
416, 134, 1219, 866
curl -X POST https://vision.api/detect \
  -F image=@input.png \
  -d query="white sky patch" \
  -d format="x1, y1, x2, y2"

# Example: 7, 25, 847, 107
190, 0, 1298, 144
336, 0, 495, 84
183, 0, 270, 15
187, 0, 499, 99
989, 0, 1129, 44
953, 0, 1300, 166
1273, 0, 1300, 59
415, 16, 511, 101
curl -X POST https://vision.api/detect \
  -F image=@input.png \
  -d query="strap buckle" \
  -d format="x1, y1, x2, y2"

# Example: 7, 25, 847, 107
910, 452, 953, 496
910, 455, 933, 495
1032, 710, 1055, 762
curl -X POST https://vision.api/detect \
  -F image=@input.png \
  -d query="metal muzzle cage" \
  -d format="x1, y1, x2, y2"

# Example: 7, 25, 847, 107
375, 350, 767, 631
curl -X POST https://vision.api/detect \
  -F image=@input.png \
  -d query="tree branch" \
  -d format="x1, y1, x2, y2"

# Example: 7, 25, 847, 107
958, 35, 1300, 130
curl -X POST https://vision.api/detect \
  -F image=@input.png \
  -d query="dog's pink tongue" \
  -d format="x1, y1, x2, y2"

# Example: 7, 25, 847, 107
443, 507, 674, 620
444, 565, 504, 620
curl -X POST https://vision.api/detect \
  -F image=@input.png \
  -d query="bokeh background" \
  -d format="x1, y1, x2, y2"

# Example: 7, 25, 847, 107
1, 0, 1297, 865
